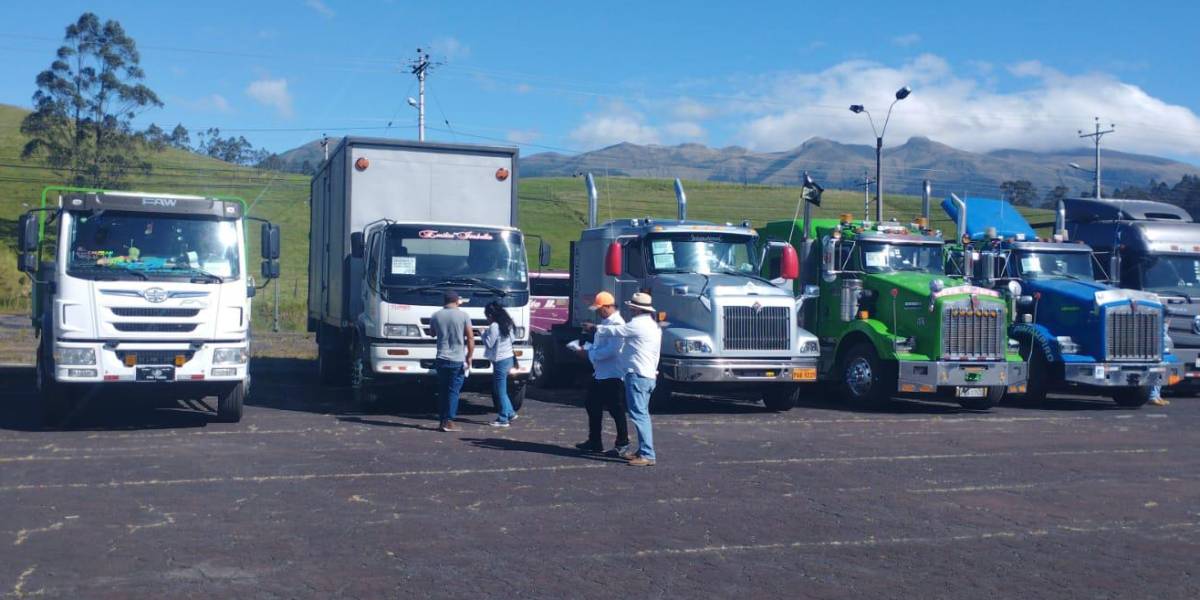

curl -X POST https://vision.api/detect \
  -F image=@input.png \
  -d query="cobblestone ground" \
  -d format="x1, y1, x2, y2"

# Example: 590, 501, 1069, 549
0, 333, 1197, 598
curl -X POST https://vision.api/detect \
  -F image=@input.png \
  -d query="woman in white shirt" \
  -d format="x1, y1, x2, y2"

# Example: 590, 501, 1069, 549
482, 302, 518, 427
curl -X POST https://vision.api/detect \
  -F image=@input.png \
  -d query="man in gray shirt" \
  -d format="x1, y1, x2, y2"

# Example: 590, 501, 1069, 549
430, 291, 475, 432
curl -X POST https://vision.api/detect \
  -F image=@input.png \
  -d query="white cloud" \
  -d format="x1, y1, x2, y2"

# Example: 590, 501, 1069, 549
664, 121, 706, 140
184, 93, 231, 113
570, 103, 661, 148
671, 98, 717, 121
733, 53, 1200, 159
245, 77, 294, 118
506, 129, 542, 144
430, 36, 470, 62
892, 33, 921, 47
305, 0, 334, 18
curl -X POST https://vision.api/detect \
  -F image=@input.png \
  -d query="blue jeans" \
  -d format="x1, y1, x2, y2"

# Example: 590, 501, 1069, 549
624, 373, 656, 460
436, 359, 466, 422
491, 357, 516, 423
1151, 385, 1162, 401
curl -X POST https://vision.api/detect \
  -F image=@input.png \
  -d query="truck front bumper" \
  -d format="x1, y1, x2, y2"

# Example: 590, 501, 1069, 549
51, 340, 249, 384
1060, 361, 1181, 388
658, 356, 819, 384
368, 343, 534, 379
898, 360, 1028, 393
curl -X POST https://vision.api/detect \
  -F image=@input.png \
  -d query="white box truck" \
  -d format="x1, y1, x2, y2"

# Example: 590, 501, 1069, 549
308, 138, 545, 408
15, 187, 282, 425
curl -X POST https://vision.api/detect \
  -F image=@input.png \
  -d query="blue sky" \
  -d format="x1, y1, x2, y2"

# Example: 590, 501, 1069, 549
2, 0, 1199, 162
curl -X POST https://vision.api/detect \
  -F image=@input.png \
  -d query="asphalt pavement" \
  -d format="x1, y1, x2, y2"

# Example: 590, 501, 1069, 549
0, 360, 1197, 599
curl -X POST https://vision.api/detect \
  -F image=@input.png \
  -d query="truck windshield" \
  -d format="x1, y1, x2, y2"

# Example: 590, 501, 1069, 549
1141, 254, 1200, 295
381, 226, 527, 290
1015, 251, 1093, 281
646, 233, 756, 275
67, 211, 241, 281
860, 242, 943, 274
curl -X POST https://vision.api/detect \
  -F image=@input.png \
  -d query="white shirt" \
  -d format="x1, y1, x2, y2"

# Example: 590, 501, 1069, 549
596, 312, 662, 380
587, 312, 626, 380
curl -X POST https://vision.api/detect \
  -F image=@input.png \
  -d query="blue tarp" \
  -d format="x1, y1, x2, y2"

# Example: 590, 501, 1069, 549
940, 196, 1038, 240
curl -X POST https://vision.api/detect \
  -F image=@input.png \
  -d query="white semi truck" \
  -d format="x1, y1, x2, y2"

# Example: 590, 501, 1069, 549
16, 187, 281, 425
308, 138, 545, 408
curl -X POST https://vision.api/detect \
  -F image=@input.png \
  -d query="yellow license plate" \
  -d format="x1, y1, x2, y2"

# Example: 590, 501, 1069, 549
792, 368, 817, 381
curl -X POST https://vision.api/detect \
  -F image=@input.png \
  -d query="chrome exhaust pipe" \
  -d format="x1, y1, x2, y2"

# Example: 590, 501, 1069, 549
674, 177, 687, 221
1055, 198, 1067, 239
950, 193, 968, 242
585, 172, 598, 228
922, 180, 932, 221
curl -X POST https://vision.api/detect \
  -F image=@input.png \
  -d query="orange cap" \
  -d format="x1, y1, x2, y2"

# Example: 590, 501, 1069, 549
589, 291, 616, 311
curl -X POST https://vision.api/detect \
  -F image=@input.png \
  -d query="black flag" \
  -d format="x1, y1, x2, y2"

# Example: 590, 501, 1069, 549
802, 172, 824, 206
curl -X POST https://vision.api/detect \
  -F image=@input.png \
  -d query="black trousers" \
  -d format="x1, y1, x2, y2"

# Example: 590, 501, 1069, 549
586, 377, 630, 447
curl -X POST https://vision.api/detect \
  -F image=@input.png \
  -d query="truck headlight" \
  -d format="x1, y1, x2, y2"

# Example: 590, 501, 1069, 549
213, 348, 249, 365
54, 347, 96, 365
801, 340, 819, 354
895, 337, 914, 352
384, 324, 422, 338
1055, 336, 1080, 355
674, 339, 712, 354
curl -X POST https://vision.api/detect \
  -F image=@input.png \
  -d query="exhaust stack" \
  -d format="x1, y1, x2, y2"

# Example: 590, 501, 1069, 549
674, 178, 688, 222
950, 193, 972, 282
1055, 198, 1067, 239
950, 193, 968, 241
921, 180, 931, 221
585, 172, 598, 228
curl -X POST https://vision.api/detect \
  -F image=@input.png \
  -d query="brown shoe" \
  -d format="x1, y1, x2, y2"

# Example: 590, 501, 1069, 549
1150, 397, 1169, 407
627, 456, 656, 467
440, 421, 460, 432
619, 449, 639, 460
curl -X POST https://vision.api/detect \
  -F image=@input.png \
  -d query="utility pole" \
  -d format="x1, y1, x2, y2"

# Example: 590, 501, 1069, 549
1079, 117, 1115, 200
408, 48, 440, 142
321, 134, 329, 161
861, 171, 875, 221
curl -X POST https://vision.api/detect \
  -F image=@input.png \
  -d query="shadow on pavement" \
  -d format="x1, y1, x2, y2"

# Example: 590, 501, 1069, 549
461, 436, 623, 463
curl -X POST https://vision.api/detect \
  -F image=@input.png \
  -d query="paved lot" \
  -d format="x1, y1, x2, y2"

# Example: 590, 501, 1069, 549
0, 358, 1198, 599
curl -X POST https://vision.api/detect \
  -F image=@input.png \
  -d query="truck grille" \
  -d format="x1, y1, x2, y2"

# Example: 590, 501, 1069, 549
111, 307, 200, 317
941, 303, 1005, 360
1105, 306, 1162, 361
112, 323, 198, 333
723, 306, 790, 351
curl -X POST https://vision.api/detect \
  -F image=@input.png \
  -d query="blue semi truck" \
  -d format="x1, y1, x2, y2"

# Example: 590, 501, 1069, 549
942, 196, 1180, 406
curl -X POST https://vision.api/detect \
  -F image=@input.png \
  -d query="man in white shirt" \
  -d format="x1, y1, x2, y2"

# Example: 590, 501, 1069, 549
574, 291, 630, 456
588, 292, 662, 467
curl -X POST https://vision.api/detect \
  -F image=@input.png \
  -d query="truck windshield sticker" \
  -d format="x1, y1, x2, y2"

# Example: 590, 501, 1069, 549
653, 253, 676, 270
864, 251, 887, 268
651, 240, 673, 255
390, 256, 417, 275
1020, 256, 1042, 273
418, 230, 495, 241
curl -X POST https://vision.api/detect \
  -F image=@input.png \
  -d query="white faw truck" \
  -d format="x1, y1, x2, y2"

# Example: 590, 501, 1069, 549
308, 138, 546, 408
16, 187, 281, 425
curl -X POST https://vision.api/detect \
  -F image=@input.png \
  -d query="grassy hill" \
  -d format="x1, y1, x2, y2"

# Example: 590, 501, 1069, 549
0, 103, 1054, 331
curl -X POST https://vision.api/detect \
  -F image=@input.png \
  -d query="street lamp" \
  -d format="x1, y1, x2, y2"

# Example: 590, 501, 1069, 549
849, 85, 912, 222
1068, 162, 1099, 199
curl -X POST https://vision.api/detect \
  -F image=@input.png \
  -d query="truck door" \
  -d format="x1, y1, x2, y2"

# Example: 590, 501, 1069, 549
616, 239, 645, 320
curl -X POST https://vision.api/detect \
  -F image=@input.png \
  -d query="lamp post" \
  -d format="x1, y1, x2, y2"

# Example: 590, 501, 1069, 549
850, 85, 912, 222
1068, 162, 1100, 200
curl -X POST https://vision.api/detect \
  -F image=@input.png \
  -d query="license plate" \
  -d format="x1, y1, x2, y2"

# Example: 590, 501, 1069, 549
136, 366, 175, 382
956, 386, 986, 398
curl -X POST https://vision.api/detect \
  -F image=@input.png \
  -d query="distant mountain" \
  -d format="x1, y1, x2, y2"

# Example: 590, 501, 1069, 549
272, 135, 1200, 199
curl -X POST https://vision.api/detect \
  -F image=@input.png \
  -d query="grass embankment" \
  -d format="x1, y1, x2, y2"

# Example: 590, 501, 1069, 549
0, 103, 1054, 332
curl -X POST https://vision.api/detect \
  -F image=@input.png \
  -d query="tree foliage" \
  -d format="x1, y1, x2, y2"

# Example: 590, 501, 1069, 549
1000, 179, 1039, 207
1114, 175, 1200, 219
20, 12, 162, 188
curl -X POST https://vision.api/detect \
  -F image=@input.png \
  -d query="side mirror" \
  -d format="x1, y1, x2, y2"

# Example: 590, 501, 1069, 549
261, 259, 280, 280
1017, 295, 1034, 307
18, 213, 39, 253
350, 231, 365, 259
604, 241, 622, 277
17, 252, 37, 274
802, 284, 820, 298
246, 285, 257, 298
820, 236, 839, 283
538, 239, 552, 267
261, 223, 281, 260
1108, 252, 1122, 286
780, 244, 800, 280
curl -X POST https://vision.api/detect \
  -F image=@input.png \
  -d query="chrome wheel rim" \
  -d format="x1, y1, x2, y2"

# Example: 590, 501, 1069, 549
530, 348, 545, 382
845, 357, 874, 398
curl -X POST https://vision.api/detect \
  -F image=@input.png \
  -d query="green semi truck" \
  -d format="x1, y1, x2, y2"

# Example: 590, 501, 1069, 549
759, 194, 1027, 409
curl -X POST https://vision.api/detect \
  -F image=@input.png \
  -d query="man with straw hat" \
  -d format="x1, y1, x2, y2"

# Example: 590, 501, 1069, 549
586, 291, 662, 466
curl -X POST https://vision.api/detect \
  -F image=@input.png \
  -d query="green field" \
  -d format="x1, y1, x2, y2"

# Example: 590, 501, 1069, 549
0, 103, 1053, 331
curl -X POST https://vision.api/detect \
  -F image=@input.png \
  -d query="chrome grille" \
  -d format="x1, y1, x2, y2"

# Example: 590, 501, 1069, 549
723, 306, 790, 351
112, 323, 197, 333
1105, 306, 1162, 361
111, 307, 200, 317
941, 302, 1005, 360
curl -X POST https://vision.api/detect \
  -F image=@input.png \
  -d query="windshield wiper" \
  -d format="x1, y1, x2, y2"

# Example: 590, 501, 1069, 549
73, 265, 148, 281
713, 268, 775, 285
447, 277, 509, 297
171, 266, 225, 283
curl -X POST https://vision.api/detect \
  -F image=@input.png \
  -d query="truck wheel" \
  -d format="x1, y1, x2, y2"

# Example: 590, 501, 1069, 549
958, 386, 1003, 410
216, 382, 245, 423
1019, 341, 1049, 404
840, 342, 894, 409
37, 355, 71, 427
649, 377, 674, 411
508, 380, 527, 412
762, 385, 800, 411
532, 340, 569, 388
1112, 386, 1153, 408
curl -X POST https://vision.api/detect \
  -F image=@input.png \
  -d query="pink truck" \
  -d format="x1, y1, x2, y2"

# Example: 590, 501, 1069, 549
529, 271, 570, 334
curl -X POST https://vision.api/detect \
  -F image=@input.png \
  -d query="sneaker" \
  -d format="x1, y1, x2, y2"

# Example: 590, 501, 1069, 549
574, 441, 603, 453
627, 456, 656, 467
1150, 397, 1169, 407
606, 444, 631, 458
440, 421, 460, 432
509, 413, 519, 422
489, 420, 510, 428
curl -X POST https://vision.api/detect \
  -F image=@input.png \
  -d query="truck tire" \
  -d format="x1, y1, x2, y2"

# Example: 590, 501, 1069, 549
1112, 386, 1153, 408
532, 339, 570, 388
508, 380, 527, 412
1019, 340, 1049, 404
840, 342, 894, 409
762, 385, 800, 411
958, 386, 1003, 410
216, 381, 245, 423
